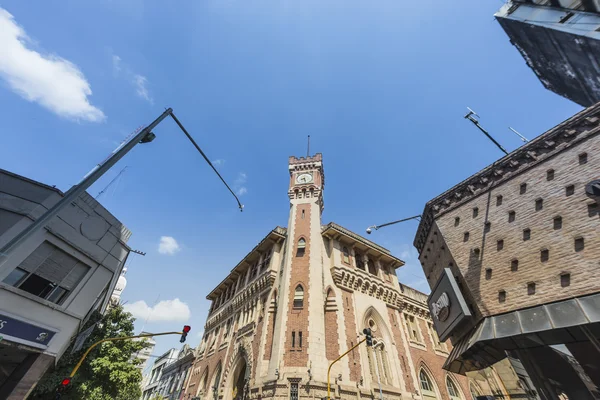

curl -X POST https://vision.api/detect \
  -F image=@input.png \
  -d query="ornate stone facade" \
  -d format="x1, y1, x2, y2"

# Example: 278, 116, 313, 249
182, 154, 476, 400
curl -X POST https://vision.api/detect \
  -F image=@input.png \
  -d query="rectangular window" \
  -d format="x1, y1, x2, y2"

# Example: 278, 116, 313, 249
3, 242, 90, 305
405, 314, 420, 342
292, 331, 296, 348
299, 331, 303, 348
290, 383, 299, 400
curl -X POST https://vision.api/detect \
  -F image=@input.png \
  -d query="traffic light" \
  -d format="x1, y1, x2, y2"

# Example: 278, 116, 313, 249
56, 377, 71, 396
180, 325, 191, 343
363, 328, 373, 347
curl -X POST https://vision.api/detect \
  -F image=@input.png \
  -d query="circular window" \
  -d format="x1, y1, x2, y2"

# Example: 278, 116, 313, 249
368, 318, 378, 332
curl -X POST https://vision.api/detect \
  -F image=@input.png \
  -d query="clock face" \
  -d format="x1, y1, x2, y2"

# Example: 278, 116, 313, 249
296, 173, 313, 184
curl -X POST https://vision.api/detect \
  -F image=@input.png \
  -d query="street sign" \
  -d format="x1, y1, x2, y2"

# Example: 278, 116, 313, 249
72, 324, 96, 353
0, 312, 57, 348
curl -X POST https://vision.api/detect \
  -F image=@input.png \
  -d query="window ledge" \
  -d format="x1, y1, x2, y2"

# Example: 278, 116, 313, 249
0, 282, 83, 320
408, 340, 427, 351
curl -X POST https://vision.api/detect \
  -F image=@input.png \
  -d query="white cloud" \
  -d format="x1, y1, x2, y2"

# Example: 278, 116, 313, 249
110, 52, 152, 104
158, 236, 180, 255
213, 159, 225, 166
112, 55, 122, 73
0, 8, 105, 122
133, 74, 152, 104
233, 172, 247, 196
124, 298, 191, 322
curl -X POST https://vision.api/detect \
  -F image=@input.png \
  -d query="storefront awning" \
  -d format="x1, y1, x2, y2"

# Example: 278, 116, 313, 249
444, 292, 600, 374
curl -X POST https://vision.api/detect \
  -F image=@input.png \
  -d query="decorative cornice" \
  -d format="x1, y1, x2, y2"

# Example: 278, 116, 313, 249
205, 270, 276, 330
331, 265, 429, 318
414, 104, 600, 253
207, 227, 286, 300
322, 223, 404, 268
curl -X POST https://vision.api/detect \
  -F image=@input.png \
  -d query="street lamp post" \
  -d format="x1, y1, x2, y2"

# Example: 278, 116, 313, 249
372, 341, 384, 400
0, 108, 243, 267
365, 215, 421, 235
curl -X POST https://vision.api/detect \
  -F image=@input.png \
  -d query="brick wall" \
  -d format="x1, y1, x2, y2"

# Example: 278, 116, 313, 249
283, 203, 311, 367
387, 307, 414, 393
325, 288, 340, 360
428, 136, 600, 317
406, 317, 471, 400
341, 289, 362, 381
263, 291, 277, 360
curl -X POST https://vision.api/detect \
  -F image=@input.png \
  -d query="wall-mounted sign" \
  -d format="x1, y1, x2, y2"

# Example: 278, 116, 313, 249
0, 312, 57, 349
427, 268, 472, 342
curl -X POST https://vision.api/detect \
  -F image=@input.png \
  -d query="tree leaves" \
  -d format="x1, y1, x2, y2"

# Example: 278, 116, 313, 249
30, 305, 149, 400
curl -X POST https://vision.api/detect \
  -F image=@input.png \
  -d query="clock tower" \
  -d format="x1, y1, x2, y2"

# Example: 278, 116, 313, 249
277, 153, 326, 373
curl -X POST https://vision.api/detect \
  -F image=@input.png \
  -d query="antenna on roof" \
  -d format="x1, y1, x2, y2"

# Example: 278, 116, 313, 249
307, 135, 311, 157
96, 166, 129, 199
509, 127, 529, 143
464, 107, 509, 155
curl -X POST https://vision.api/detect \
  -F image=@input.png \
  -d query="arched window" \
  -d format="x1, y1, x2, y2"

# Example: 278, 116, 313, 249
420, 369, 438, 399
469, 383, 482, 400
447, 376, 462, 400
342, 247, 350, 264
355, 252, 365, 270
297, 238, 306, 257
293, 285, 304, 308
368, 260, 377, 275
212, 363, 222, 392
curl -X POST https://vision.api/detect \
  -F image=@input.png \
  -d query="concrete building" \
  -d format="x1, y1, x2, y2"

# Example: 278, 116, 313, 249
180, 153, 482, 400
414, 103, 600, 399
134, 331, 157, 373
156, 344, 196, 400
495, 1, 600, 106
0, 169, 131, 399
142, 347, 179, 400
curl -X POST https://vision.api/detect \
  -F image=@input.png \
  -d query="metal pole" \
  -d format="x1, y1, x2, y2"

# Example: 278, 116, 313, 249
327, 338, 366, 400
372, 343, 383, 400
0, 108, 173, 266
69, 330, 182, 378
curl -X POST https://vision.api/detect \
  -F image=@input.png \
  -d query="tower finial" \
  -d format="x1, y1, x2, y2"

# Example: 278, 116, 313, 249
307, 135, 310, 157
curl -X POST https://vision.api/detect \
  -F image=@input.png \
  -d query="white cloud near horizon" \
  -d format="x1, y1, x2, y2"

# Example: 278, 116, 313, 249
213, 159, 225, 166
234, 172, 247, 196
158, 236, 181, 255
124, 298, 191, 322
111, 52, 152, 104
0, 8, 105, 122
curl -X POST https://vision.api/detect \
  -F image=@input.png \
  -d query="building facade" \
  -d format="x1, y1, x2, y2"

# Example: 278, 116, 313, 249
181, 153, 477, 400
495, 1, 600, 106
414, 103, 600, 399
0, 169, 131, 399
156, 344, 196, 400
142, 347, 179, 400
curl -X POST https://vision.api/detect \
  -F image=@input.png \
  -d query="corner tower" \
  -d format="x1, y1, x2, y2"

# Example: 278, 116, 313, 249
280, 153, 325, 372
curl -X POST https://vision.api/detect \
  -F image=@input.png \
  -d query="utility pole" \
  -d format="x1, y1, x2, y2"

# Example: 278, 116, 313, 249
372, 341, 384, 400
464, 107, 508, 156
0, 108, 243, 268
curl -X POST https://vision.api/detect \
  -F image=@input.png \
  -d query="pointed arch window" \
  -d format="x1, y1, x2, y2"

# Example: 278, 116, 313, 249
293, 285, 304, 308
447, 376, 462, 400
355, 252, 365, 270
297, 238, 306, 257
420, 369, 438, 399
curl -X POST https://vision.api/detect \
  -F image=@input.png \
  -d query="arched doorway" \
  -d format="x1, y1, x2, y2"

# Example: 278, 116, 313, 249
232, 358, 248, 400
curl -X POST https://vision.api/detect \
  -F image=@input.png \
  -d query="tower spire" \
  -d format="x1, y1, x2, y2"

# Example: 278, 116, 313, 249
307, 135, 310, 157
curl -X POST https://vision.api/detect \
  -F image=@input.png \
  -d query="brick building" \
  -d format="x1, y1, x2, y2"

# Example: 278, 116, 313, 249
179, 153, 494, 400
414, 104, 600, 399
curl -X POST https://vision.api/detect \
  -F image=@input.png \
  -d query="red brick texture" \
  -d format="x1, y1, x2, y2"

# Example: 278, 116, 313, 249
283, 203, 311, 367
325, 289, 340, 361
406, 317, 470, 400
263, 290, 277, 361
341, 289, 362, 381
387, 307, 414, 393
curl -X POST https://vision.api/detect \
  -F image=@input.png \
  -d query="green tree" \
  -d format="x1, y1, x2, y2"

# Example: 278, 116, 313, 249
31, 305, 149, 400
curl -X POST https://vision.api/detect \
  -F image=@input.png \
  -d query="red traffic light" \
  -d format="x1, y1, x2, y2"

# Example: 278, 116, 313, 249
183, 325, 191, 333
61, 378, 71, 387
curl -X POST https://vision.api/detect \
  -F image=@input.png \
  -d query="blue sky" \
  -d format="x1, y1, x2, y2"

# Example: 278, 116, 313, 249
0, 0, 581, 366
